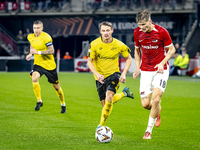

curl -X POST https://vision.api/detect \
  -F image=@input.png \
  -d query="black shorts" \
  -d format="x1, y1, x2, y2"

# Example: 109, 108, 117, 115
96, 72, 121, 101
30, 65, 59, 84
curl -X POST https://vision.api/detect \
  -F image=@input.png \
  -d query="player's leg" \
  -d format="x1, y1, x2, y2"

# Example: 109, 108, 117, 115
53, 83, 66, 113
53, 83, 65, 105
140, 71, 153, 110
140, 71, 154, 139
143, 70, 169, 139
96, 80, 106, 107
151, 88, 162, 127
99, 90, 114, 126
142, 93, 155, 139
32, 71, 41, 101
101, 100, 105, 107
32, 71, 43, 111
153, 69, 169, 128
98, 72, 119, 127
112, 87, 134, 104
46, 69, 66, 113
143, 88, 162, 139
141, 93, 152, 110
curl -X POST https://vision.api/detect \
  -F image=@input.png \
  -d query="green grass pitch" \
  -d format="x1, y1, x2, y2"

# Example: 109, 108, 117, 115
0, 72, 199, 150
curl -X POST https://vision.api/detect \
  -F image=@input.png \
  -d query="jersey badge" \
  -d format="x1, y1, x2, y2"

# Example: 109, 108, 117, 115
152, 39, 158, 42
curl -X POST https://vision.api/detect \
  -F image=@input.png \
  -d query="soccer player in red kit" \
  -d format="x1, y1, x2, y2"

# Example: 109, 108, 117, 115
132, 10, 176, 139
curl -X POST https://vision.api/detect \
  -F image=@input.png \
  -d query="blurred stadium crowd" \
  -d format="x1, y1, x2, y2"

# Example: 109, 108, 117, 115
0, 0, 194, 13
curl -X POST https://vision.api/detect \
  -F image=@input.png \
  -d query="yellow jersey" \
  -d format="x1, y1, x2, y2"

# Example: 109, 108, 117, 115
27, 31, 56, 70
88, 37, 131, 80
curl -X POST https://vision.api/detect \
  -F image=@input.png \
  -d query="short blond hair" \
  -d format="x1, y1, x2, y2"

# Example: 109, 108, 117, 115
33, 20, 43, 26
100, 21, 113, 29
136, 9, 151, 23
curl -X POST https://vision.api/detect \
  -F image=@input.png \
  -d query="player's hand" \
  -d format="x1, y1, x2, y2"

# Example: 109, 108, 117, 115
97, 74, 104, 84
30, 48, 38, 54
154, 63, 164, 74
26, 54, 32, 61
119, 74, 126, 83
133, 70, 140, 79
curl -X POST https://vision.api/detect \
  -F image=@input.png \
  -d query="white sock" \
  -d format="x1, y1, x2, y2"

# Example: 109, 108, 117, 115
146, 116, 157, 134
61, 103, 66, 106
123, 91, 127, 96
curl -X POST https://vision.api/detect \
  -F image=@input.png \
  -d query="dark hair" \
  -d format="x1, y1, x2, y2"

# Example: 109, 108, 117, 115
100, 21, 113, 29
136, 9, 151, 23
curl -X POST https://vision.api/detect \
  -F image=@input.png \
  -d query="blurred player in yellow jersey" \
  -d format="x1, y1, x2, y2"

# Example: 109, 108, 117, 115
87, 21, 134, 130
26, 20, 66, 113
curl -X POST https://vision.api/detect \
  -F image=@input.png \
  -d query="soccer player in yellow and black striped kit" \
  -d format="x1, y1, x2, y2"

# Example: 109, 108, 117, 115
26, 20, 66, 113
87, 21, 134, 130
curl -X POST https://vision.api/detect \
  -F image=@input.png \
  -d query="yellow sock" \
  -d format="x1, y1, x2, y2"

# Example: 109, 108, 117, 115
100, 101, 113, 126
56, 87, 65, 105
32, 82, 41, 100
113, 92, 125, 104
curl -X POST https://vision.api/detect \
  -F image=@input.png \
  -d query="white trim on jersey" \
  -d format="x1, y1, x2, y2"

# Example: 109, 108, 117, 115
152, 28, 158, 32
164, 43, 173, 48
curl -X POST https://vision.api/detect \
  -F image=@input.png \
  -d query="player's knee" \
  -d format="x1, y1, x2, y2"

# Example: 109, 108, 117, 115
141, 101, 151, 110
106, 91, 115, 101
106, 94, 113, 101
32, 77, 39, 82
152, 97, 161, 106
53, 84, 60, 91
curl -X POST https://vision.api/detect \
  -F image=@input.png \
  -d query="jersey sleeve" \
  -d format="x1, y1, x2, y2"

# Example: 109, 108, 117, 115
120, 44, 131, 58
161, 28, 172, 48
44, 33, 53, 47
87, 42, 96, 59
27, 34, 31, 42
134, 29, 140, 48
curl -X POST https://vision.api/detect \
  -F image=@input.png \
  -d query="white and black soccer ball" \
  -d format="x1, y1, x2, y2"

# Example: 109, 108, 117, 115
95, 126, 113, 143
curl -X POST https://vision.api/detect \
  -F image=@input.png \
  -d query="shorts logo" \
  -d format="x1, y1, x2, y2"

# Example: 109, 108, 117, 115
140, 91, 145, 95
112, 81, 115, 85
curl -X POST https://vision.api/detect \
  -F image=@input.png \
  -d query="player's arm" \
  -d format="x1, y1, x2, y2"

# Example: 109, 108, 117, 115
40, 45, 54, 54
133, 47, 141, 79
87, 57, 104, 84
26, 45, 33, 61
154, 44, 175, 73
30, 45, 54, 55
120, 54, 132, 83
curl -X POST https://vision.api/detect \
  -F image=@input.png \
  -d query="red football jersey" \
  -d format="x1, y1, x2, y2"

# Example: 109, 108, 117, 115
134, 23, 172, 71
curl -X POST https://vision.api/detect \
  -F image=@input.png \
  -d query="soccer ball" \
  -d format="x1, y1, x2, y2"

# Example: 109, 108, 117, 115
95, 126, 113, 143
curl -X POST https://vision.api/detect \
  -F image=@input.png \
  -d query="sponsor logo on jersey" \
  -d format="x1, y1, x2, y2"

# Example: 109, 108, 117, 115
97, 54, 117, 60
111, 47, 117, 51
142, 45, 158, 49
